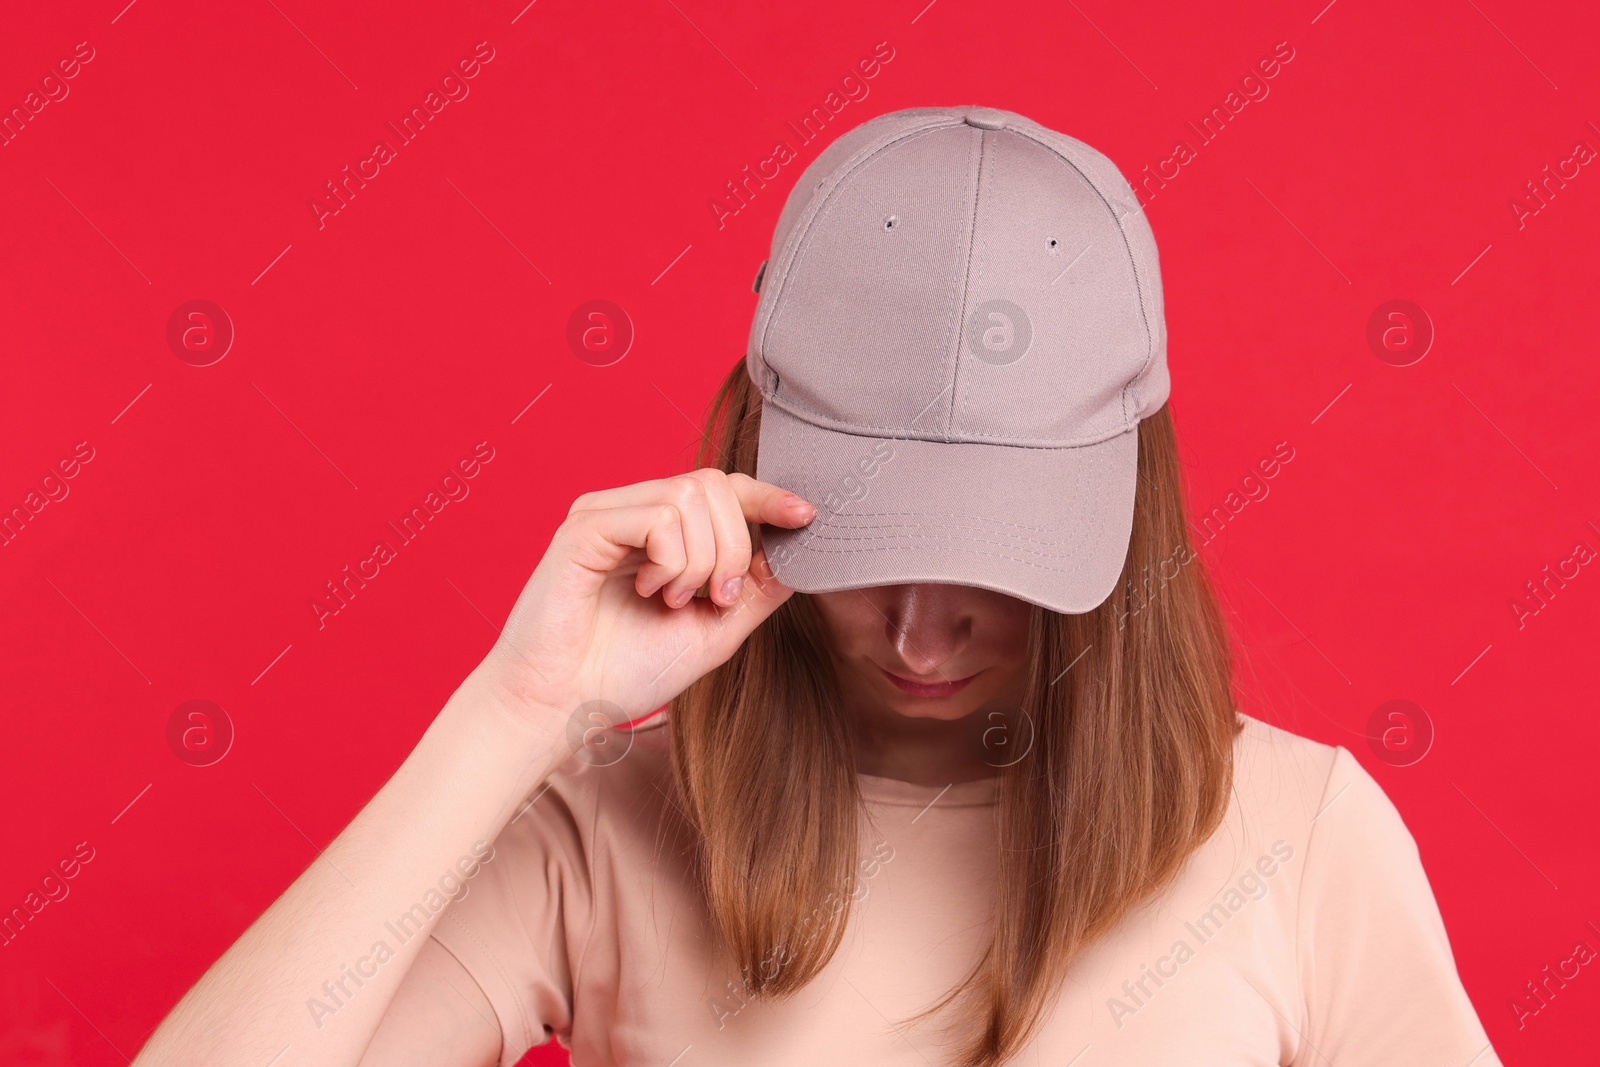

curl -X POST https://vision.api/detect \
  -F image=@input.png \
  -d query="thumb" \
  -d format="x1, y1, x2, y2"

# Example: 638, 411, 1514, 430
696, 544, 796, 656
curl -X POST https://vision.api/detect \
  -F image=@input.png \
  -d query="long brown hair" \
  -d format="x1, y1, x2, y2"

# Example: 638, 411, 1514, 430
667, 357, 1242, 1066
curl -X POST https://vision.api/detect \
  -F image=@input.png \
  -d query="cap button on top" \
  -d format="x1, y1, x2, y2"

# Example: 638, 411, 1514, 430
963, 108, 1007, 130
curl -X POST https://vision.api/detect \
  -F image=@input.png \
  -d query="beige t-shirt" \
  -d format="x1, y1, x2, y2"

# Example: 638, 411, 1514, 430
430, 713, 1500, 1066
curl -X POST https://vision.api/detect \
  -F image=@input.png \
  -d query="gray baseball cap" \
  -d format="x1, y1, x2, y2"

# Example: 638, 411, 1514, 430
746, 105, 1169, 614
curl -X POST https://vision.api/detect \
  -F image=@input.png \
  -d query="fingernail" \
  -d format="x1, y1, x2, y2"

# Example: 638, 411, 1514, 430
670, 587, 692, 607
783, 493, 813, 513
721, 575, 745, 602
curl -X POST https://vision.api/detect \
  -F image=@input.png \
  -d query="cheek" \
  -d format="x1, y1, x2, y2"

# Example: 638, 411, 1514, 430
983, 610, 1033, 661
808, 594, 878, 650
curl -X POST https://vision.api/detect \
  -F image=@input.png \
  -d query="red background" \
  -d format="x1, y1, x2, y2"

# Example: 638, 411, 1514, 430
2, 0, 1597, 1062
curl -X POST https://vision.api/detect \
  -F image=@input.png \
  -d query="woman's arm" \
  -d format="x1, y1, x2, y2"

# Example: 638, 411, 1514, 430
132, 469, 812, 1067
132, 670, 568, 1067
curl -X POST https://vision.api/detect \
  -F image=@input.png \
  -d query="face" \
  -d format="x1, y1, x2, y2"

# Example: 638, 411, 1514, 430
808, 583, 1032, 722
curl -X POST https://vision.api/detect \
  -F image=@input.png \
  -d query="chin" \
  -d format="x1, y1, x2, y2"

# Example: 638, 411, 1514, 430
883, 689, 989, 721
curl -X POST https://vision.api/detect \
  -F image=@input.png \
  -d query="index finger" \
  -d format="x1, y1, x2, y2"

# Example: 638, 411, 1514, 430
728, 472, 815, 528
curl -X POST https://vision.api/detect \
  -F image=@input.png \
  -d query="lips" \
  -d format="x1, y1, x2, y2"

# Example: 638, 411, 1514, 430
879, 665, 978, 698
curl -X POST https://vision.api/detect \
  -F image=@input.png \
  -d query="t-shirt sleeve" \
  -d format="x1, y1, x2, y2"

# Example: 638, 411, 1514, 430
1290, 745, 1501, 1066
429, 779, 594, 1067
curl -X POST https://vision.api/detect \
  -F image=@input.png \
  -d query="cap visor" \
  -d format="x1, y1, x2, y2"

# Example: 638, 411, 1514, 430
754, 400, 1137, 614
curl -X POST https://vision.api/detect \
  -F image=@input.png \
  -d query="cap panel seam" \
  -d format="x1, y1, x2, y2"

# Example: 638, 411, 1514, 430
945, 127, 986, 441
956, 130, 991, 435
1012, 127, 1154, 429
929, 150, 968, 434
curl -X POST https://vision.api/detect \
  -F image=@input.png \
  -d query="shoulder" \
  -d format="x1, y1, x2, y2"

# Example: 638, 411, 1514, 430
438, 716, 684, 971
547, 712, 678, 809
428, 719, 682, 1065
1230, 713, 1399, 820
494, 713, 683, 861
1227, 713, 1339, 837
1229, 726, 1495, 1059
1227, 713, 1425, 890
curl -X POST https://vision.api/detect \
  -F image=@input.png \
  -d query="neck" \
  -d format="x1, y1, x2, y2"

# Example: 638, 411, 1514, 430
845, 693, 1000, 787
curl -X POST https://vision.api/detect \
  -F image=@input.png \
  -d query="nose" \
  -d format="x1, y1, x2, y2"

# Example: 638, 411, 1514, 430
881, 584, 973, 677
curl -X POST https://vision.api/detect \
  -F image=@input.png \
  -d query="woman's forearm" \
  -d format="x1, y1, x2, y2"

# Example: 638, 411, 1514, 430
132, 667, 570, 1067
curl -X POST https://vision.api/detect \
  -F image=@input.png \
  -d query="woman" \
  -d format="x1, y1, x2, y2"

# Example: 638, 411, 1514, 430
134, 107, 1498, 1066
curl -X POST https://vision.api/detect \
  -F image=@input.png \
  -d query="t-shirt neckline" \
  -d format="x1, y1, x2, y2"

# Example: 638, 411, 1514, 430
855, 771, 999, 808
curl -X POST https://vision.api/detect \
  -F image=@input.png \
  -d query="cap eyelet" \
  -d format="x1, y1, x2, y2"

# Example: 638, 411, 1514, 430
883, 215, 898, 232
1047, 236, 1061, 254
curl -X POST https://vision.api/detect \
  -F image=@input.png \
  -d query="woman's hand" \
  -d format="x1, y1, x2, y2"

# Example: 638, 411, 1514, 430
475, 468, 816, 726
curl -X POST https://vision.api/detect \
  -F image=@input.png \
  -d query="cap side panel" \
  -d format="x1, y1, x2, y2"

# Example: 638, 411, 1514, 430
952, 130, 1149, 444
759, 124, 979, 438
748, 116, 956, 398
1012, 127, 1163, 425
